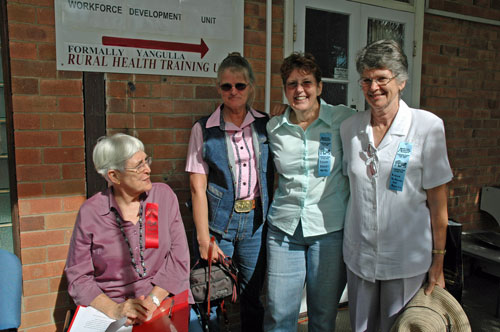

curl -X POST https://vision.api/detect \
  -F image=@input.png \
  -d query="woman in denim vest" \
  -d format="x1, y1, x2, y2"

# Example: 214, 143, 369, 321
186, 52, 274, 331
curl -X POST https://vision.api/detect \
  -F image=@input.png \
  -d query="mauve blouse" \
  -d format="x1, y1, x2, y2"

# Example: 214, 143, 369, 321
65, 183, 193, 305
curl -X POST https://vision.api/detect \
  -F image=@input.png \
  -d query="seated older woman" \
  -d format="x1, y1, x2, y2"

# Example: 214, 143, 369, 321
65, 133, 192, 326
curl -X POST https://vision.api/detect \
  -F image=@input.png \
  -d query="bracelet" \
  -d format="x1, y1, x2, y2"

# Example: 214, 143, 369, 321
432, 249, 446, 255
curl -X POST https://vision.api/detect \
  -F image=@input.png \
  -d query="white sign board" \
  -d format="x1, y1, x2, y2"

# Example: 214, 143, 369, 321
55, 0, 244, 77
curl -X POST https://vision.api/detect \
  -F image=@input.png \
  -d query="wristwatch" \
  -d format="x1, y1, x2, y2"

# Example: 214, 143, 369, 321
149, 293, 160, 307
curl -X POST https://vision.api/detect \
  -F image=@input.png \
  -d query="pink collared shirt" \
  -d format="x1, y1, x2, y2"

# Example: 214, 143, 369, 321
65, 183, 193, 305
186, 105, 265, 200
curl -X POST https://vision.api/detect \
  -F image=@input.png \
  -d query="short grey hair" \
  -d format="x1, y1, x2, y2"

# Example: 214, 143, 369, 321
355, 40, 408, 83
93, 133, 144, 180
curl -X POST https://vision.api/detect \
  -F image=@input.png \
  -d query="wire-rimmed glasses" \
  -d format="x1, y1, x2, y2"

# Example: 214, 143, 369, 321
358, 75, 398, 88
124, 156, 152, 173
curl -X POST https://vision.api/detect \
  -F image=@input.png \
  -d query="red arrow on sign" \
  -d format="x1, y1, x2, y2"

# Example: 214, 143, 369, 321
102, 36, 209, 59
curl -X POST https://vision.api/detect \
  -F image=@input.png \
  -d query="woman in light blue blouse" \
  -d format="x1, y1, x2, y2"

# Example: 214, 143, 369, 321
263, 53, 355, 332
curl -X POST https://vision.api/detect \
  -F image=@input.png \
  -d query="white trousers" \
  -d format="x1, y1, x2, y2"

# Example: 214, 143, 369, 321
346, 268, 426, 332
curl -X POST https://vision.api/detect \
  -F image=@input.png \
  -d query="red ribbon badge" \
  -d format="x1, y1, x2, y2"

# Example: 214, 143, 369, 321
145, 203, 159, 248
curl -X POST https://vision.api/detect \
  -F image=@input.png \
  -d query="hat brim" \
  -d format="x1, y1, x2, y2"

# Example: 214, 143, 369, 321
390, 285, 471, 332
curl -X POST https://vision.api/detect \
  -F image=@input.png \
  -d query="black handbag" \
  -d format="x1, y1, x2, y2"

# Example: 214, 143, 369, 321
190, 237, 239, 330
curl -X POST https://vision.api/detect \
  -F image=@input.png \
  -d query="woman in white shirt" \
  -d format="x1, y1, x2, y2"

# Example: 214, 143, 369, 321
340, 40, 453, 332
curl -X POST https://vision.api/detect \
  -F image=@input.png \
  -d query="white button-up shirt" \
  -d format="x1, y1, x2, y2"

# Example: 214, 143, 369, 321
340, 100, 453, 282
267, 101, 355, 237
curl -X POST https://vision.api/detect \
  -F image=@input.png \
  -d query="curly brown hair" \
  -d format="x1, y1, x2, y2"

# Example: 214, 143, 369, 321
280, 52, 322, 85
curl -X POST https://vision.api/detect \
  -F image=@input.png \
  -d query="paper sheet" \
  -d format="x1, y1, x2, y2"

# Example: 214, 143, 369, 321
68, 306, 132, 332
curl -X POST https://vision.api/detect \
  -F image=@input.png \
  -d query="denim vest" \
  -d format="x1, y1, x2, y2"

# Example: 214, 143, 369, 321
197, 109, 274, 234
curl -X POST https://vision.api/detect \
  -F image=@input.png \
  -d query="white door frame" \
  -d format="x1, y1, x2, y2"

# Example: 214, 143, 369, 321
283, 0, 424, 109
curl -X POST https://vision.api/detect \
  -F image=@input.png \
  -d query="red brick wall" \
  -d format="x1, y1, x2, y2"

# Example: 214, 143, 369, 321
8, 0, 284, 331
421, 8, 500, 229
7, 0, 86, 330
428, 0, 500, 21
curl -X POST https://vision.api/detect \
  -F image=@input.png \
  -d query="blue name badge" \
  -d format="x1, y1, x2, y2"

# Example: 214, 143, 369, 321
389, 142, 412, 192
318, 133, 332, 177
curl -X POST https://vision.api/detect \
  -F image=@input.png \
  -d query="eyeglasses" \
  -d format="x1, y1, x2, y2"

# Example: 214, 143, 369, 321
124, 156, 152, 173
359, 75, 398, 87
285, 80, 315, 90
364, 144, 378, 179
220, 83, 248, 91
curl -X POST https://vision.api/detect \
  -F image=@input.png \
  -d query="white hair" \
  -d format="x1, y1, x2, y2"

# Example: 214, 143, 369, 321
92, 133, 144, 181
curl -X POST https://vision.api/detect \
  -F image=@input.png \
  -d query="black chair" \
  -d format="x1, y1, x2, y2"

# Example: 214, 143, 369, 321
444, 220, 464, 303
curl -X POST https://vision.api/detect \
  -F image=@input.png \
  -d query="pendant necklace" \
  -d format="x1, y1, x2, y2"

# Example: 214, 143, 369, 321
113, 204, 147, 277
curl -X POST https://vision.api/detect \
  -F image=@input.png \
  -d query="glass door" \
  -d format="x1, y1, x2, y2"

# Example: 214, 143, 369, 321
294, 0, 414, 111
294, 0, 360, 109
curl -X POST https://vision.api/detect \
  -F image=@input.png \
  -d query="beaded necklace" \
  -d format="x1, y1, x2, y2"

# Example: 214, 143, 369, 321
113, 204, 147, 277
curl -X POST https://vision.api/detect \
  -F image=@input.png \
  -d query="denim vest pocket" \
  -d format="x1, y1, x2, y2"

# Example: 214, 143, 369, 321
207, 184, 224, 225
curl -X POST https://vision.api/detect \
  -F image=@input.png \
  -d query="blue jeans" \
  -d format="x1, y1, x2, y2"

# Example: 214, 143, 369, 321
189, 306, 218, 332
264, 223, 346, 332
191, 205, 266, 332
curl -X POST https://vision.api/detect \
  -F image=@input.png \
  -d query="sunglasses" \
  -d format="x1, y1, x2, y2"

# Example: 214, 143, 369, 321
220, 83, 248, 91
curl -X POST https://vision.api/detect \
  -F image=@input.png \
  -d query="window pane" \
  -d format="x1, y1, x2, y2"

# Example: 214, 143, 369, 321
0, 158, 9, 189
305, 8, 349, 80
0, 226, 14, 252
0, 192, 10, 224
367, 19, 405, 48
0, 121, 7, 155
322, 82, 347, 106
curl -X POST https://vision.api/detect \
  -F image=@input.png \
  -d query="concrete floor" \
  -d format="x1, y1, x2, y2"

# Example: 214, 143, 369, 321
297, 269, 500, 332
224, 265, 500, 331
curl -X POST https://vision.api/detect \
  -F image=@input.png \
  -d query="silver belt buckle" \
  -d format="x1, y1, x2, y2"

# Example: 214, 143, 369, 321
234, 200, 253, 213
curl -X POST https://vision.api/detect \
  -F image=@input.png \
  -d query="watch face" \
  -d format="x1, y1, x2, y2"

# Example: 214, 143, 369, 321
150, 294, 160, 306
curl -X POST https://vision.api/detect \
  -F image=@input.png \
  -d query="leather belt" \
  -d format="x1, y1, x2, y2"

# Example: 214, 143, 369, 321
234, 199, 256, 213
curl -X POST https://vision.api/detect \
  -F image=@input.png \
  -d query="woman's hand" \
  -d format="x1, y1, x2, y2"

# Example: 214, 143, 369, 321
271, 103, 288, 117
425, 255, 445, 295
139, 295, 158, 322
111, 298, 149, 326
198, 236, 225, 262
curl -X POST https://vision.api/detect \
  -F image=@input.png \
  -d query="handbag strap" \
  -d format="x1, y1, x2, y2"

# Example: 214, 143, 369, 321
207, 236, 215, 315
219, 256, 239, 302
206, 237, 237, 316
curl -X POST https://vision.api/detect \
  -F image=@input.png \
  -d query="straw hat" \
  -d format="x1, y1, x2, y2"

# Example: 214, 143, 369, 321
390, 285, 471, 332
